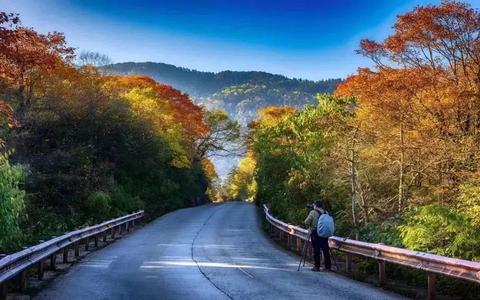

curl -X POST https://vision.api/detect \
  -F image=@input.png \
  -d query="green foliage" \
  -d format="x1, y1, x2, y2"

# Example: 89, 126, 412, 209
251, 95, 353, 227
104, 62, 341, 98
0, 154, 25, 252
458, 183, 480, 227
224, 154, 256, 200
85, 191, 111, 221
399, 204, 480, 261
360, 217, 403, 247
103, 63, 342, 128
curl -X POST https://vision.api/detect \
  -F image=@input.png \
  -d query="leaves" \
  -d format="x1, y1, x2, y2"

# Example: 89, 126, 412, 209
0, 12, 230, 253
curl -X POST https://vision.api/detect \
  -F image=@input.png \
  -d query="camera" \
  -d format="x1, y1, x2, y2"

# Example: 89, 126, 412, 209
306, 203, 314, 210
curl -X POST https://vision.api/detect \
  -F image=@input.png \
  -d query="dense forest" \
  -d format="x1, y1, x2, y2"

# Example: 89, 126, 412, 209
0, 12, 239, 253
103, 62, 341, 125
226, 0, 480, 267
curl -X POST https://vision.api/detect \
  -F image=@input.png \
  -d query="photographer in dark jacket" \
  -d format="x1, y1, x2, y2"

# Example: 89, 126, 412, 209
304, 200, 323, 271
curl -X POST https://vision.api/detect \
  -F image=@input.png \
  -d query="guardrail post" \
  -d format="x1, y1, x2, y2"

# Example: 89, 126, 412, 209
63, 247, 69, 263
296, 238, 302, 252
38, 260, 45, 280
346, 254, 352, 273
19, 270, 28, 291
111, 228, 116, 239
427, 272, 436, 300
85, 238, 89, 251
103, 232, 108, 242
1, 282, 7, 300
378, 261, 386, 286
50, 254, 56, 270
126, 222, 130, 232
74, 242, 80, 257
94, 235, 99, 247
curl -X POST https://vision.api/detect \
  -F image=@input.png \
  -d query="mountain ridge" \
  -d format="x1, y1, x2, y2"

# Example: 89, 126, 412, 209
103, 61, 341, 100
103, 62, 343, 178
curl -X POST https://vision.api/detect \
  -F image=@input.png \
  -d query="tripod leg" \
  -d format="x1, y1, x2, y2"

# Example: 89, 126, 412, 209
303, 238, 310, 267
297, 239, 308, 271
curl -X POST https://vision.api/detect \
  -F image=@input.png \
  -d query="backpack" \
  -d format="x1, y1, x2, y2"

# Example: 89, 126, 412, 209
317, 212, 334, 238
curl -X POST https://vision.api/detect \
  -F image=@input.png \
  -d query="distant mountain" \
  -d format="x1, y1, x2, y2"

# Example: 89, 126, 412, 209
103, 62, 342, 125
103, 62, 342, 179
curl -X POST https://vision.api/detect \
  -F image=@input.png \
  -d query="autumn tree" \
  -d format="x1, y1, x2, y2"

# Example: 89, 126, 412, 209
0, 12, 74, 112
195, 109, 241, 158
338, 1, 480, 214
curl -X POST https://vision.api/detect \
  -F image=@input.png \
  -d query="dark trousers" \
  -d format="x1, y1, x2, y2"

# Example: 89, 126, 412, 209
311, 232, 331, 269
318, 236, 331, 270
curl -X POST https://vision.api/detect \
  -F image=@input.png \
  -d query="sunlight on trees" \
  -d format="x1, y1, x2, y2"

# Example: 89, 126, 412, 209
0, 12, 235, 253
235, 1, 480, 267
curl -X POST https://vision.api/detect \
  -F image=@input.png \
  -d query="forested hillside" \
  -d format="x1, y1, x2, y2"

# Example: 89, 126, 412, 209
0, 13, 236, 253
226, 0, 480, 267
103, 62, 341, 125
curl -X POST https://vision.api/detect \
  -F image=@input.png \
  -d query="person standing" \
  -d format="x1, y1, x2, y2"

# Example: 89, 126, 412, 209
316, 202, 333, 271
304, 200, 322, 271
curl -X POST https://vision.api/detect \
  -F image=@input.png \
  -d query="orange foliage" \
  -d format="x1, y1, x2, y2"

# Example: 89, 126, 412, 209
104, 75, 208, 140
249, 105, 296, 129
0, 13, 74, 81
201, 158, 217, 180
336, 0, 480, 207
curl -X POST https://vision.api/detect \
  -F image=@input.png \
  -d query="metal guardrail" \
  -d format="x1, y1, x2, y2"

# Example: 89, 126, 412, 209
0, 211, 144, 299
263, 205, 480, 300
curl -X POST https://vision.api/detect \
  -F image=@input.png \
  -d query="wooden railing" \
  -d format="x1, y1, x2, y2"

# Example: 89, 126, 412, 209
263, 205, 480, 300
0, 211, 144, 299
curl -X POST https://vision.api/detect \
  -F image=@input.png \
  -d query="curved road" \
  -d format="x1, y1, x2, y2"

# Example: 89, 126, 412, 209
36, 202, 405, 299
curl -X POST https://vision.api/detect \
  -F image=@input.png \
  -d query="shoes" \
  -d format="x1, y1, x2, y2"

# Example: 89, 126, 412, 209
319, 267, 331, 272
310, 267, 320, 272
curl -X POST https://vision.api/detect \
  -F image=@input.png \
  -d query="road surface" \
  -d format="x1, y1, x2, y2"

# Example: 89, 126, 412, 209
36, 202, 405, 300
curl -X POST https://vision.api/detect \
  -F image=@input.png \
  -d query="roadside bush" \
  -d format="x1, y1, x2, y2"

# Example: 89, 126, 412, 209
0, 155, 26, 253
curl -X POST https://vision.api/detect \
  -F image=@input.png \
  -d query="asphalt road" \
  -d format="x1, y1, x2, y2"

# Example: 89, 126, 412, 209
35, 202, 406, 300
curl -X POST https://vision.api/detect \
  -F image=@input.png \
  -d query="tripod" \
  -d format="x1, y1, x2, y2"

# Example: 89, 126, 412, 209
297, 236, 338, 271
297, 236, 310, 271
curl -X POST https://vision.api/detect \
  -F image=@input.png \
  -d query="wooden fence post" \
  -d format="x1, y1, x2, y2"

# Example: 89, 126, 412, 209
50, 254, 56, 270
378, 261, 386, 286
1, 282, 7, 300
37, 260, 45, 280
346, 254, 352, 273
427, 273, 436, 300
74, 242, 80, 257
63, 247, 69, 263
19, 270, 28, 291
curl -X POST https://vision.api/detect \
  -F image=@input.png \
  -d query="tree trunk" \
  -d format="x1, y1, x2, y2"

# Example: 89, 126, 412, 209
350, 128, 359, 237
398, 122, 405, 212
351, 145, 357, 231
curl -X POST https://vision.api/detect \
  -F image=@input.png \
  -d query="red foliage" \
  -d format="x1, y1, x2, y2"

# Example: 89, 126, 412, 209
105, 75, 208, 139
0, 12, 75, 88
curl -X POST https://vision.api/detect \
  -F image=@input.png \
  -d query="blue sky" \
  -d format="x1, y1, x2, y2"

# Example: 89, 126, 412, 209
2, 0, 479, 80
